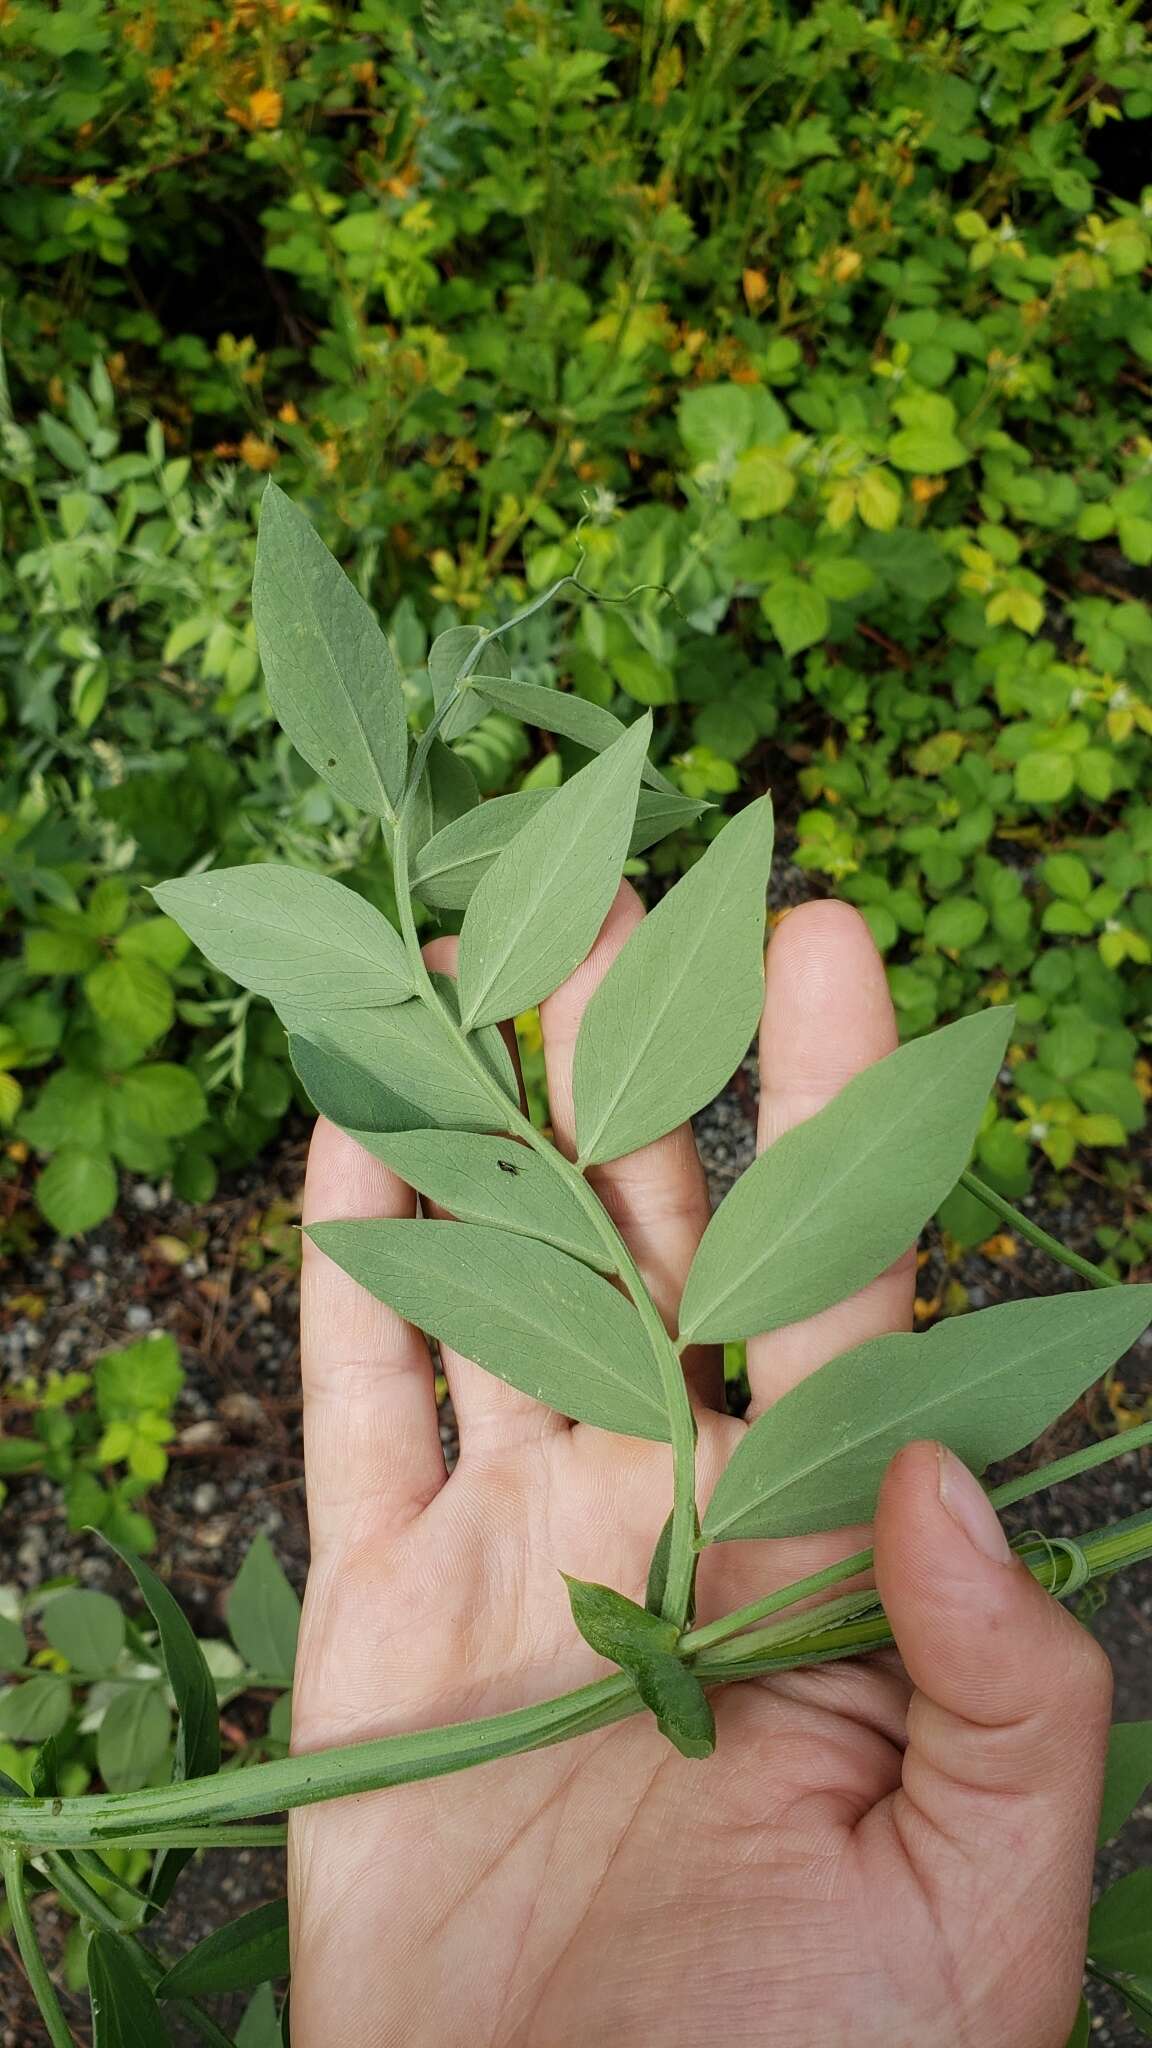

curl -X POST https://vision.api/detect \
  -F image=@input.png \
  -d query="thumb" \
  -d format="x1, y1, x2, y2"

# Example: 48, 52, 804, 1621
874, 1440, 1111, 1914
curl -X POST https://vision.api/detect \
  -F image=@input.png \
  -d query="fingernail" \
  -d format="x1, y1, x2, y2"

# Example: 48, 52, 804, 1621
937, 1445, 1012, 1563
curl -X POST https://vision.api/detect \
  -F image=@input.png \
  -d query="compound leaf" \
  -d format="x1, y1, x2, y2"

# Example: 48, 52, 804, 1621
574, 796, 774, 1165
279, 977, 517, 1134
702, 1285, 1152, 1544
153, 866, 412, 1008
307, 1220, 668, 1439
457, 715, 651, 1029
410, 785, 704, 912
289, 1034, 429, 1135
348, 1130, 613, 1271
679, 1008, 1014, 1344
253, 483, 406, 818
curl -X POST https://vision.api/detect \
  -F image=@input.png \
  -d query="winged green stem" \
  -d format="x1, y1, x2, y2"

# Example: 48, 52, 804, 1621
391, 685, 700, 1627
2, 1846, 78, 2048
959, 1170, 1117, 1289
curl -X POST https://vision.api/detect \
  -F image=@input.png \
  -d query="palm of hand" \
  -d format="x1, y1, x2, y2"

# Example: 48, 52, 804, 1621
289, 900, 1107, 2048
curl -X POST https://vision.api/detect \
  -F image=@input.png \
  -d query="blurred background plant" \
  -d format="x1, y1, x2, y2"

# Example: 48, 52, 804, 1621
0, 0, 1150, 1256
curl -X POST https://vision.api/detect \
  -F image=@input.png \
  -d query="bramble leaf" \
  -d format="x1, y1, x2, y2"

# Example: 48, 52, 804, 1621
679, 1009, 1014, 1344
348, 1131, 613, 1271
307, 1219, 668, 1439
153, 866, 412, 1008
457, 716, 651, 1029
574, 796, 773, 1165
254, 482, 407, 818
701, 1285, 1152, 1544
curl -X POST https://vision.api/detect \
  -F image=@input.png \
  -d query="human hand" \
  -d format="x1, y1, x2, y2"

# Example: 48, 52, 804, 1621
288, 893, 1110, 2048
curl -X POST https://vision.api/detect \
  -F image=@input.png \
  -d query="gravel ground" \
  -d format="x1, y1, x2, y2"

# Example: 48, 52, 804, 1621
1, 1070, 1150, 2043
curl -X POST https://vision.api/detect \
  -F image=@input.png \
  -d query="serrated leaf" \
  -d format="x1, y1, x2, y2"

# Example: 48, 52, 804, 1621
89, 1932, 173, 2048
702, 1286, 1152, 1544
118, 1065, 206, 1139
410, 785, 702, 912
679, 1009, 1014, 1344
279, 977, 517, 1133
1099, 1721, 1152, 1845
347, 1131, 613, 1270
574, 796, 773, 1165
96, 1684, 171, 1793
1089, 1869, 1152, 1974
469, 677, 677, 793
158, 1898, 289, 2000
457, 715, 651, 1029
253, 482, 406, 818
429, 627, 510, 741
307, 1220, 668, 1439
43, 1589, 124, 1674
86, 955, 173, 1044
37, 1146, 118, 1236
226, 1534, 300, 1684
153, 865, 412, 1008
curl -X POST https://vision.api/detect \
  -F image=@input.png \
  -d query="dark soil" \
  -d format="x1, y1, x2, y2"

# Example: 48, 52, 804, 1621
1, 1075, 1150, 2044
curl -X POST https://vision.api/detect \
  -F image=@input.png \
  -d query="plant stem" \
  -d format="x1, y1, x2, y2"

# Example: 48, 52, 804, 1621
960, 1170, 1118, 1289
392, 680, 700, 1625
2, 1847, 77, 2048
46, 1854, 238, 2048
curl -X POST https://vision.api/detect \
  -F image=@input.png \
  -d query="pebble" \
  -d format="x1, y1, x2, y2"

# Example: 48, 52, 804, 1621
131, 1183, 160, 1212
125, 1305, 153, 1330
192, 1482, 220, 1514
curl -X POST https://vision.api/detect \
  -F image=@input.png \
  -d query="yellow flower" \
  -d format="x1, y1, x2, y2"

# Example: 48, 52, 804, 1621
239, 433, 278, 471
246, 87, 283, 130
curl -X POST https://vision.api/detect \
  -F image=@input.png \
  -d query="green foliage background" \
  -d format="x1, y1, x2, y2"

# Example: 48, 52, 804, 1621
2, 0, 1152, 1245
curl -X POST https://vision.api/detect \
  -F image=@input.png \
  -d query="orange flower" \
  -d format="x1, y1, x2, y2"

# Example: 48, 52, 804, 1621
742, 267, 769, 309
911, 475, 946, 504
248, 87, 283, 128
277, 401, 300, 424
239, 433, 278, 471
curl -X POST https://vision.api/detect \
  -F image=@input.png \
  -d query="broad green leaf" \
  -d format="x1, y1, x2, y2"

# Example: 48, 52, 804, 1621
43, 1589, 124, 1673
158, 1898, 289, 2000
429, 626, 510, 741
86, 954, 174, 1044
574, 796, 774, 1165
89, 1932, 172, 2048
101, 1536, 220, 1908
409, 791, 555, 910
679, 1009, 1014, 1344
469, 677, 676, 793
237, 1984, 282, 2048
564, 1576, 679, 1664
348, 1131, 613, 1271
37, 1145, 117, 1235
633, 1655, 715, 1760
761, 577, 828, 657
254, 483, 407, 816
0, 1675, 71, 1741
1098, 1721, 1152, 1845
410, 785, 703, 912
279, 978, 517, 1134
307, 1220, 668, 1439
0, 1615, 26, 1671
153, 865, 412, 1008
457, 715, 651, 1029
289, 1034, 429, 1134
96, 1684, 171, 1793
702, 1285, 1152, 1544
118, 1066, 206, 1138
226, 1534, 300, 1684
1089, 1868, 1152, 1974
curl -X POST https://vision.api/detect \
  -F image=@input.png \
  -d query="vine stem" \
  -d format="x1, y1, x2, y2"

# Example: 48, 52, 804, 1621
390, 662, 700, 1625
960, 1169, 1118, 1289
2, 1846, 77, 2047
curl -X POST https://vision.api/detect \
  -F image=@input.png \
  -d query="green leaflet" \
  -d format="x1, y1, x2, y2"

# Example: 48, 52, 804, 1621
89, 1933, 172, 2047
153, 866, 412, 1008
289, 1033, 430, 1134
279, 976, 518, 1134
563, 1579, 714, 1759
253, 484, 406, 818
457, 715, 651, 1029
410, 785, 705, 912
42, 1589, 124, 1673
347, 1131, 614, 1271
157, 1898, 289, 2001
307, 1219, 668, 1439
573, 795, 774, 1166
1089, 1869, 1152, 1975
226, 1533, 300, 1685
679, 1007, 1014, 1344
409, 790, 555, 910
97, 1687, 171, 1794
430, 626, 510, 741
1098, 1721, 1152, 1845
701, 1285, 1152, 1544
469, 676, 677, 793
